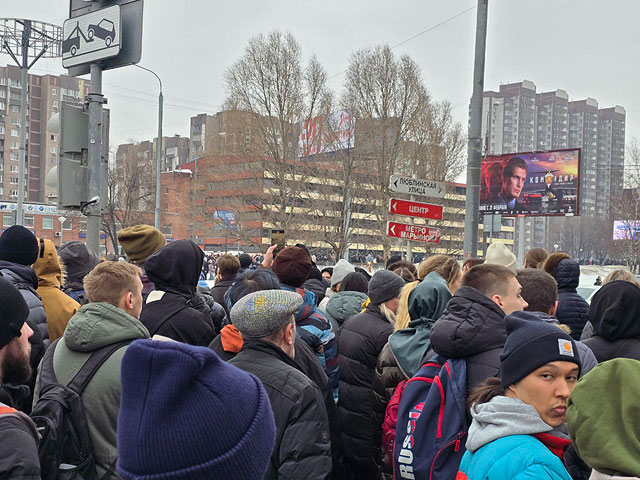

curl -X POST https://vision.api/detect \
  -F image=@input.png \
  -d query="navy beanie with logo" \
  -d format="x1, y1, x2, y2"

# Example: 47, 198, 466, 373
117, 339, 276, 480
500, 311, 581, 388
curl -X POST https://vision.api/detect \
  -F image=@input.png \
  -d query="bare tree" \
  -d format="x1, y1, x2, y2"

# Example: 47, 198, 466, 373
223, 31, 330, 242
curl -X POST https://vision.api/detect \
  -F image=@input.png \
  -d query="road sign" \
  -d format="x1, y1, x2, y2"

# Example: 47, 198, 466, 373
388, 174, 445, 199
63, 5, 121, 68
387, 221, 441, 244
389, 198, 443, 220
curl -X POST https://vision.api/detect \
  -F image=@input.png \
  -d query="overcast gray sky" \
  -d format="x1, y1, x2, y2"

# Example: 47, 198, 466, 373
7, 0, 640, 158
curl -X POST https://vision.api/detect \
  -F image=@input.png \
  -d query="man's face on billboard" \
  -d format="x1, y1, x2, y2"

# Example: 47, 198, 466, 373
503, 166, 527, 200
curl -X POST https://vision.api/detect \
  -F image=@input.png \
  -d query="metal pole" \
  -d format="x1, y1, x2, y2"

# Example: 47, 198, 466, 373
463, 0, 489, 259
342, 189, 351, 261
406, 172, 417, 263
155, 90, 163, 228
60, 223, 63, 246
87, 63, 103, 256
517, 216, 525, 266
16, 21, 30, 225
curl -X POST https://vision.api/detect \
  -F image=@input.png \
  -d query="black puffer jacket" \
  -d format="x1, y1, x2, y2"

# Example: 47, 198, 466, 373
0, 390, 41, 480
554, 259, 589, 340
337, 302, 393, 472
583, 280, 640, 363
196, 286, 227, 335
140, 240, 215, 346
430, 286, 507, 390
230, 339, 332, 480
210, 276, 236, 315
302, 278, 327, 306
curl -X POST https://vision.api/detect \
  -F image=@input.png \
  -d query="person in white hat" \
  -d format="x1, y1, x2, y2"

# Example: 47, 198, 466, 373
485, 242, 517, 272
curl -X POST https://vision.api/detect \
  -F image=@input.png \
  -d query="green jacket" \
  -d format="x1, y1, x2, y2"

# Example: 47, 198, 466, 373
34, 302, 149, 479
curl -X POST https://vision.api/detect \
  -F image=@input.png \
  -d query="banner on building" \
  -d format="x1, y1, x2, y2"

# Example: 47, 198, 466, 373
298, 111, 355, 157
613, 221, 640, 240
213, 210, 237, 230
479, 149, 580, 217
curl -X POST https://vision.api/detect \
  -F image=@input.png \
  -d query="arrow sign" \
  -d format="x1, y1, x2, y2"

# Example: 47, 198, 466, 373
389, 198, 443, 220
388, 174, 445, 199
387, 221, 441, 244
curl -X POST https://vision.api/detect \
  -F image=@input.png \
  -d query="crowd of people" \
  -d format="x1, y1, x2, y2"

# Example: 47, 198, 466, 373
0, 224, 638, 480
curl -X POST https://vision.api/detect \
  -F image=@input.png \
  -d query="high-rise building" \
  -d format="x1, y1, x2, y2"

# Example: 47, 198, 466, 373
480, 80, 625, 254
0, 64, 89, 203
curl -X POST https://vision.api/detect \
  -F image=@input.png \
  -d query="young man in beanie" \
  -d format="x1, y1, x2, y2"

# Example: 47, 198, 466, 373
0, 225, 48, 410
58, 240, 100, 305
34, 262, 150, 480
337, 269, 405, 479
117, 224, 166, 299
0, 277, 40, 478
458, 310, 580, 480
117, 339, 276, 480
431, 263, 528, 390
516, 269, 598, 374
229, 290, 332, 480
272, 246, 339, 401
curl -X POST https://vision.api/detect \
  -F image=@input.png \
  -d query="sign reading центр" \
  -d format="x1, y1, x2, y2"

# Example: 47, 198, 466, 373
389, 198, 443, 220
387, 221, 441, 244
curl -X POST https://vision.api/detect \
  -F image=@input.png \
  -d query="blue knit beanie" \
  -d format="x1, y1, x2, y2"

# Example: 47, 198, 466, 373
117, 339, 276, 480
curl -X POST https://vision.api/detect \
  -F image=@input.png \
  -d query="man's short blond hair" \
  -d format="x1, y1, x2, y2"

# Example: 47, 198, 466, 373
83, 261, 142, 307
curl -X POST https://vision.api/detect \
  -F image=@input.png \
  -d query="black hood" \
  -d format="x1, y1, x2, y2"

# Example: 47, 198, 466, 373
555, 258, 580, 290
145, 240, 203, 296
430, 286, 507, 358
0, 261, 38, 289
58, 241, 100, 283
588, 280, 640, 341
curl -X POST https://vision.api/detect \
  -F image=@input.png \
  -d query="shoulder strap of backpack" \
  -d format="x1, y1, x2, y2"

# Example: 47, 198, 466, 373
39, 337, 62, 386
67, 340, 133, 394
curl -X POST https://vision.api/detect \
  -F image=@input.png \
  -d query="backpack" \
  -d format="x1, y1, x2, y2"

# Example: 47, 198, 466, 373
381, 378, 407, 467
31, 338, 130, 480
393, 355, 469, 480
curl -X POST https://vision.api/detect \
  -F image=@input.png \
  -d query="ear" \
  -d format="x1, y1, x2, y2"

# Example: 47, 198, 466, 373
491, 294, 504, 309
284, 321, 295, 346
551, 300, 558, 316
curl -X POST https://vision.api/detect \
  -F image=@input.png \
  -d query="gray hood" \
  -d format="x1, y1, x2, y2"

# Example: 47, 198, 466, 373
325, 290, 368, 328
466, 396, 553, 452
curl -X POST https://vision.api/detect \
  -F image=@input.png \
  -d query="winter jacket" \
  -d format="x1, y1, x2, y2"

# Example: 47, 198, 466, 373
567, 359, 640, 479
458, 396, 572, 480
0, 397, 41, 479
210, 276, 236, 315
281, 284, 339, 400
63, 283, 88, 305
430, 286, 507, 390
372, 272, 452, 477
230, 339, 332, 480
33, 238, 81, 341
318, 287, 334, 313
324, 290, 368, 331
337, 302, 393, 471
140, 240, 216, 347
582, 281, 640, 363
33, 302, 150, 479
527, 311, 598, 374
196, 286, 227, 335
303, 277, 327, 306
554, 259, 589, 340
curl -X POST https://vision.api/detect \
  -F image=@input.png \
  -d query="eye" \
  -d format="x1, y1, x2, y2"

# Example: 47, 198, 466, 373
540, 373, 553, 380
567, 375, 578, 382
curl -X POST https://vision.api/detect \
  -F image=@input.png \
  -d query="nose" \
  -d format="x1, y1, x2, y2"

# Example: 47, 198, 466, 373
25, 323, 34, 339
556, 379, 571, 399
521, 298, 528, 309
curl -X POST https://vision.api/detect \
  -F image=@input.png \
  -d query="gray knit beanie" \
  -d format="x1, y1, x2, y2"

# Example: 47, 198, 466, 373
368, 270, 405, 305
331, 259, 355, 288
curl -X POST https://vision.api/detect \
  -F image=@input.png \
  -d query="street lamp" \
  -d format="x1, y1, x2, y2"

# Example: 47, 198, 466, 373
58, 215, 66, 246
554, 243, 559, 252
135, 64, 163, 230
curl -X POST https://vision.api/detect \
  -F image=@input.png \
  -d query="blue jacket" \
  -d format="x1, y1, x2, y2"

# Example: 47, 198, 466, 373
458, 434, 572, 480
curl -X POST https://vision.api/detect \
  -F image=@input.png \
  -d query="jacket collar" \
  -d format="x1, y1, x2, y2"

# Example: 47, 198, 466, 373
241, 338, 303, 373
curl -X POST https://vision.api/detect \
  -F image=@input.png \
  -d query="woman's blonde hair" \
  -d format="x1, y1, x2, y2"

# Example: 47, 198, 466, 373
417, 255, 461, 286
394, 280, 419, 331
603, 269, 640, 287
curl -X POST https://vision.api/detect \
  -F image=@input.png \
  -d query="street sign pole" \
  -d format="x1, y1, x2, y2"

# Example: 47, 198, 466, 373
16, 23, 29, 225
86, 63, 103, 255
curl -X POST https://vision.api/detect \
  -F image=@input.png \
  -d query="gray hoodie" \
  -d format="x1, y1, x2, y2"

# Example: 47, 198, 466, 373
466, 396, 554, 453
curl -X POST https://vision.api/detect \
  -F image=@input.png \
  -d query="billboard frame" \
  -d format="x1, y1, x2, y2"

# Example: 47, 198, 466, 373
479, 147, 581, 218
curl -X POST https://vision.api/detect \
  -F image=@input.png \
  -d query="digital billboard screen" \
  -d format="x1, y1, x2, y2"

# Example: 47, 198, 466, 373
298, 110, 355, 157
613, 221, 640, 240
479, 149, 580, 217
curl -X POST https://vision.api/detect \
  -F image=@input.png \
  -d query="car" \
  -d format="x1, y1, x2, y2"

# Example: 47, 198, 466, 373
62, 32, 80, 56
87, 19, 116, 46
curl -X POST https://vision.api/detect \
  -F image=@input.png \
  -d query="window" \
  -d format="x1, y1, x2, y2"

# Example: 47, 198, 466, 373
3, 214, 15, 227
11, 129, 18, 137
9, 79, 21, 88
0, 90, 5, 98
9, 189, 17, 197
51, 88, 57, 95
50, 146, 57, 154
11, 105, 19, 113
11, 141, 20, 149
0, 78, 5, 86
10, 153, 18, 161
24, 215, 34, 228
80, 221, 87, 232
62, 219, 72, 230
50, 134, 56, 141
10, 177, 18, 184
0, 102, 5, 110
42, 216, 54, 230
11, 118, 19, 126
10, 165, 18, 172
52, 101, 58, 108
0, 126, 4, 134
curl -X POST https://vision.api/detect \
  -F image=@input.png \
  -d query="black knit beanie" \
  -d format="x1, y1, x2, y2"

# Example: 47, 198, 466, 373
0, 276, 29, 348
500, 310, 581, 387
0, 225, 39, 266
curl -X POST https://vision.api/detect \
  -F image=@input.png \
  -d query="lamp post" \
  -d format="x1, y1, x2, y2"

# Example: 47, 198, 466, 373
58, 215, 66, 246
135, 65, 163, 230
